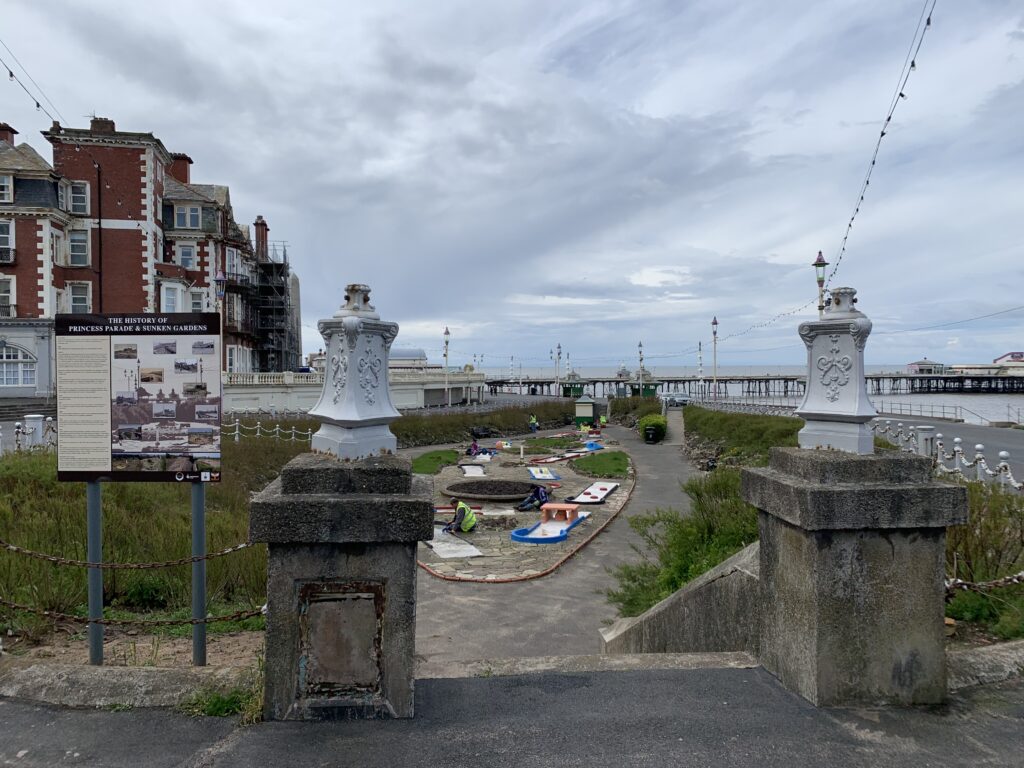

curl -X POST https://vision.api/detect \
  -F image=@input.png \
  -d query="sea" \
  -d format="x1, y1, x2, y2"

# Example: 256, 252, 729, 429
485, 365, 1024, 426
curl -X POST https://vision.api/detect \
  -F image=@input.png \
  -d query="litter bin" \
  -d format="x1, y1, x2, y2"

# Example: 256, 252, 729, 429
643, 426, 657, 444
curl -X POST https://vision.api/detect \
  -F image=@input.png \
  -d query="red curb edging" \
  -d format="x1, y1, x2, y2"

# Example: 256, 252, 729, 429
416, 472, 637, 584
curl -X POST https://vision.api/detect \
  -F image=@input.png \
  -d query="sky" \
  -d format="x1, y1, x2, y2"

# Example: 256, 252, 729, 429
3, 0, 1023, 373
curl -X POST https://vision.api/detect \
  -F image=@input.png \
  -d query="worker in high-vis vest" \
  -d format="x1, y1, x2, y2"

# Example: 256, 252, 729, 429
529, 414, 539, 433
443, 497, 477, 534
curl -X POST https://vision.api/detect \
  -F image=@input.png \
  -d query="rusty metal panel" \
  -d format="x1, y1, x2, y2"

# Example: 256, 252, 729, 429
297, 580, 384, 699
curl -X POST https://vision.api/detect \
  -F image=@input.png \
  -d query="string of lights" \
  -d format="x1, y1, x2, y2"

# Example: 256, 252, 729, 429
712, 0, 938, 347
0, 37, 65, 123
0, 52, 57, 123
2, 46, 150, 234
824, 0, 937, 289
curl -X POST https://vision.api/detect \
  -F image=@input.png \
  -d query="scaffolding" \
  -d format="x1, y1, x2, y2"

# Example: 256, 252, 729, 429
255, 240, 301, 372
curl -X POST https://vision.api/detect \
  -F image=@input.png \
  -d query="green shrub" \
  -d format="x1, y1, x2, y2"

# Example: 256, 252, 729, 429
607, 469, 758, 617
637, 414, 667, 442
609, 396, 661, 422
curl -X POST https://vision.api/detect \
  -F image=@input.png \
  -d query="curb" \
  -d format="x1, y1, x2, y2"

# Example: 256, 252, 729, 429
947, 638, 1024, 691
0, 657, 256, 709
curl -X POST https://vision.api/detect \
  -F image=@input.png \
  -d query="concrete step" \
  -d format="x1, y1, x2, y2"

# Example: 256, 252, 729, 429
415, 651, 758, 680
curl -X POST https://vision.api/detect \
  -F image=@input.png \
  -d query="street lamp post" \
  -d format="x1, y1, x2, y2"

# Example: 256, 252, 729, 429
443, 326, 451, 408
813, 250, 829, 319
215, 271, 227, 374
638, 340, 644, 396
698, 341, 704, 400
550, 343, 561, 397
711, 316, 719, 400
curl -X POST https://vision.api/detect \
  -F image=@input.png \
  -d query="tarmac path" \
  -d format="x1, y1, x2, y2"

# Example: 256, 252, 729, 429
414, 412, 695, 662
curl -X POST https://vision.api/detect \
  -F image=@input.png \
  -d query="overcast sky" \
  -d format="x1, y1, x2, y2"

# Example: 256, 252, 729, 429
4, 0, 1023, 372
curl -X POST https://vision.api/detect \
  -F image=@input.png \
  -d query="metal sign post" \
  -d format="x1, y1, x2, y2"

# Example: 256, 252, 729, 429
86, 480, 103, 665
192, 481, 207, 666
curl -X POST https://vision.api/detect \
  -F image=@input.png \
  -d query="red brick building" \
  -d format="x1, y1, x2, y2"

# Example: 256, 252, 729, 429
0, 117, 301, 398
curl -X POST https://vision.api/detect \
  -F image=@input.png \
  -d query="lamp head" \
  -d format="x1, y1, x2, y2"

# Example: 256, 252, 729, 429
813, 250, 829, 286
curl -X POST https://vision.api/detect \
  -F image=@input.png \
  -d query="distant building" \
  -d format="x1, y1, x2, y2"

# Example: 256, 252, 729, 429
0, 116, 303, 400
906, 358, 945, 375
993, 352, 1024, 365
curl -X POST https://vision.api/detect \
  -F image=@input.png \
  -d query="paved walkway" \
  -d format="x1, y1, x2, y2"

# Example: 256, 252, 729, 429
415, 420, 696, 662
2, 669, 1022, 767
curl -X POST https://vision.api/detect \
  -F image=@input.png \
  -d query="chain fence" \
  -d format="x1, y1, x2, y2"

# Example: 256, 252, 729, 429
0, 595, 263, 626
0, 537, 253, 569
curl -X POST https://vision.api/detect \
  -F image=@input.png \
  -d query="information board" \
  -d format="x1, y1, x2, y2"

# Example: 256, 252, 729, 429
56, 313, 222, 482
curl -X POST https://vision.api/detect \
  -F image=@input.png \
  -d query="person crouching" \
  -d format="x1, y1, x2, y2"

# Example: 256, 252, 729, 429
444, 497, 477, 534
516, 485, 549, 511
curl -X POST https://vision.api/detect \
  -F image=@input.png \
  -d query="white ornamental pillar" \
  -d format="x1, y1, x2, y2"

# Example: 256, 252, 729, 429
794, 287, 877, 454
308, 284, 401, 460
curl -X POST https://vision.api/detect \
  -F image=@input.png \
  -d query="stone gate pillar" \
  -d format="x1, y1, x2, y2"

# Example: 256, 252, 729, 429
250, 284, 433, 720
742, 449, 966, 706
743, 287, 967, 706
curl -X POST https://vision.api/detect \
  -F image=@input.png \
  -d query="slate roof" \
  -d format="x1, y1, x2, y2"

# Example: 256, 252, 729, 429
163, 175, 217, 204
190, 184, 229, 207
0, 141, 54, 173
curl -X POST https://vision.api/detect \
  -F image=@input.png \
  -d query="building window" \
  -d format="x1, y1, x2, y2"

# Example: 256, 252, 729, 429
70, 182, 89, 215
190, 290, 205, 312
227, 345, 236, 373
0, 345, 36, 387
177, 243, 196, 269
57, 183, 66, 210
161, 283, 187, 313
0, 175, 12, 203
175, 205, 201, 229
0, 220, 12, 264
68, 230, 90, 267
68, 282, 91, 313
0, 277, 13, 318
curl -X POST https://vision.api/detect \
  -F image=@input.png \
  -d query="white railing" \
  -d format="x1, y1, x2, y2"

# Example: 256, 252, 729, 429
872, 420, 1022, 492
220, 420, 314, 443
3, 417, 58, 454
873, 401, 992, 426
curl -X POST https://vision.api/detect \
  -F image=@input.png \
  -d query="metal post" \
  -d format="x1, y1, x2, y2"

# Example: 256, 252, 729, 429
86, 480, 103, 665
192, 481, 207, 666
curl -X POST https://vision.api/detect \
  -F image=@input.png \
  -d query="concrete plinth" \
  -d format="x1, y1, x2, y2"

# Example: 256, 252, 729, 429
742, 448, 967, 707
250, 453, 433, 720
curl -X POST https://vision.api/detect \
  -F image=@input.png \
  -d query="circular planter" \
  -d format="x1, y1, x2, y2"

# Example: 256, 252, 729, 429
442, 479, 539, 501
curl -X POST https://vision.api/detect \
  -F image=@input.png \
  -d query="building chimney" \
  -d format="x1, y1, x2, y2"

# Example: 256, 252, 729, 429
169, 152, 193, 184
90, 116, 116, 134
0, 123, 18, 145
254, 215, 269, 261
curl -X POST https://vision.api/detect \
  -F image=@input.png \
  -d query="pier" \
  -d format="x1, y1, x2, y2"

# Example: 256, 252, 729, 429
485, 373, 1024, 398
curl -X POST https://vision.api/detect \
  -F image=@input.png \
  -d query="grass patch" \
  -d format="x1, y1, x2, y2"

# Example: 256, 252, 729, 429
411, 450, 460, 474
570, 451, 629, 478
607, 469, 758, 617
516, 436, 582, 455
682, 406, 800, 465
